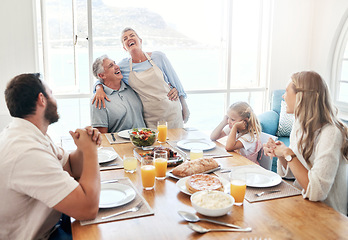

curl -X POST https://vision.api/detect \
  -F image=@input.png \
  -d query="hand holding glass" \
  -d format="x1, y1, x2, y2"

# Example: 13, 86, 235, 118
154, 150, 168, 180
141, 156, 156, 190
229, 171, 246, 206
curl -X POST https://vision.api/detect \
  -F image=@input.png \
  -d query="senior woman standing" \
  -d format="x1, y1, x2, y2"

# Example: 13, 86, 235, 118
264, 71, 348, 215
93, 27, 190, 129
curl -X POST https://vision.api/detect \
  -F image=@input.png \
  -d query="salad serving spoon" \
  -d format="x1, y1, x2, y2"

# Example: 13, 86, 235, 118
178, 211, 246, 229
188, 223, 252, 233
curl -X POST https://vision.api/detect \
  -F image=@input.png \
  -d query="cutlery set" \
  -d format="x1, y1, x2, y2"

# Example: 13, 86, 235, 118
178, 211, 252, 234
102, 201, 144, 220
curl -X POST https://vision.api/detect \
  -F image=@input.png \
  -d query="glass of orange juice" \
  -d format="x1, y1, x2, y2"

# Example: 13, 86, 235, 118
141, 156, 156, 190
154, 150, 168, 180
123, 154, 137, 173
157, 120, 167, 143
229, 171, 246, 205
190, 148, 203, 160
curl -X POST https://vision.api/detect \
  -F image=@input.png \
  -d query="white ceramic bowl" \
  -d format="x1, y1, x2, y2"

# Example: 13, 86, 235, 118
190, 190, 235, 217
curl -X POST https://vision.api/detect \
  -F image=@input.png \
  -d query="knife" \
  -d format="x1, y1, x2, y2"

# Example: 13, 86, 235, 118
111, 133, 116, 142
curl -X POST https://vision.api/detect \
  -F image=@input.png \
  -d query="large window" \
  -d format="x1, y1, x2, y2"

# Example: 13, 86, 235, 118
332, 14, 348, 116
36, 0, 273, 141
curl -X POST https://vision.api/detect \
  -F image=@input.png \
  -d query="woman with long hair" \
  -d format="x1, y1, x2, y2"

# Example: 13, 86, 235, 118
264, 71, 348, 215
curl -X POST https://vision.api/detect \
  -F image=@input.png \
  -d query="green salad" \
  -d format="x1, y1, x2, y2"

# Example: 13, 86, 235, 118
129, 128, 156, 147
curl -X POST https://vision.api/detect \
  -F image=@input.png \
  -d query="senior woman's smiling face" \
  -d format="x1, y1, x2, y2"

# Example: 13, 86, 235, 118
122, 30, 142, 51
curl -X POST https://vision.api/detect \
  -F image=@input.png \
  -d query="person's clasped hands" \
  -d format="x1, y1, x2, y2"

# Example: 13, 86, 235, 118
69, 126, 102, 150
263, 138, 288, 158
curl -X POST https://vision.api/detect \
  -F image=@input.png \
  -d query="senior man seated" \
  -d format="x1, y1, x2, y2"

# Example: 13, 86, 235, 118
90, 55, 146, 133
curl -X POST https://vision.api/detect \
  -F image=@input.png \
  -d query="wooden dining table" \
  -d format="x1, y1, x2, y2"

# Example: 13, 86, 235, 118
71, 129, 348, 240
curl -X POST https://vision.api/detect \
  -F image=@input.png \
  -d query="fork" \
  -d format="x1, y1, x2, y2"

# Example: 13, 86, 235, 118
101, 201, 144, 220
255, 190, 281, 197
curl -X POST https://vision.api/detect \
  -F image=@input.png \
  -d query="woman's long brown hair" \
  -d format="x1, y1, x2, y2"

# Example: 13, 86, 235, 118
291, 71, 348, 163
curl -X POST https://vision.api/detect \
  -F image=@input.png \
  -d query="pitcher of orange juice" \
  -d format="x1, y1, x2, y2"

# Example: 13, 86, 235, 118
157, 120, 167, 143
229, 171, 246, 205
141, 156, 156, 190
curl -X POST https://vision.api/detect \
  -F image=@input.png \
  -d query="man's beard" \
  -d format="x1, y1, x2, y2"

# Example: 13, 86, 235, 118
44, 98, 59, 124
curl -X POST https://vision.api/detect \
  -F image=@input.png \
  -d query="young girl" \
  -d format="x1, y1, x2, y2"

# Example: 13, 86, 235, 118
210, 101, 262, 164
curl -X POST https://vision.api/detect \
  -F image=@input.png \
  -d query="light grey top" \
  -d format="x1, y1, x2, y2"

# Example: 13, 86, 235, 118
90, 81, 146, 132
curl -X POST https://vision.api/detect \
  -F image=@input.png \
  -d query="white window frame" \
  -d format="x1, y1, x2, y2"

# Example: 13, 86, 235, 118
36, 0, 273, 137
332, 11, 348, 116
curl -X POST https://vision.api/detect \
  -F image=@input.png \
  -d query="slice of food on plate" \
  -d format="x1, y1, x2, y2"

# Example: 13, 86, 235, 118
186, 174, 224, 194
171, 157, 219, 177
138, 146, 183, 167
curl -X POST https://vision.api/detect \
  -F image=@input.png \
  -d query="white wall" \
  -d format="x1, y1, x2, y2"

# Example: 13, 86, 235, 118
0, 0, 348, 130
0, 0, 37, 129
268, 0, 348, 92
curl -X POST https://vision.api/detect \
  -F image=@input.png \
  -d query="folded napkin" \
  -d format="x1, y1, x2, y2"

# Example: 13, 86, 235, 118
167, 140, 232, 159
80, 178, 154, 226
99, 147, 124, 171
245, 181, 301, 202
105, 133, 131, 144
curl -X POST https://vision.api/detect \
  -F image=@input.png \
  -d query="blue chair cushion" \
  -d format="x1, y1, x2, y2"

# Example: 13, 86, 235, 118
258, 110, 279, 136
271, 90, 285, 115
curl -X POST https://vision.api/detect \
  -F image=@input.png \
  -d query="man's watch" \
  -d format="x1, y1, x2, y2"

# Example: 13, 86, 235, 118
285, 154, 296, 162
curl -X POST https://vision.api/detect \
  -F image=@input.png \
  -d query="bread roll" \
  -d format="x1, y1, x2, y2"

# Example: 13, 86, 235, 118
171, 157, 219, 177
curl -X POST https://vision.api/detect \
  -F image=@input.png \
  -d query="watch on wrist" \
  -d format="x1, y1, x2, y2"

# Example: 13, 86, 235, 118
285, 154, 296, 162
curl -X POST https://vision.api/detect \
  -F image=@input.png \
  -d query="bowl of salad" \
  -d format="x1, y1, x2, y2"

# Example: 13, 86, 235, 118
129, 128, 157, 147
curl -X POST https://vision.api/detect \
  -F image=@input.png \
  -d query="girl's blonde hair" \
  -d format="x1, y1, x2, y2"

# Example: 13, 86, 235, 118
291, 71, 348, 163
229, 101, 261, 141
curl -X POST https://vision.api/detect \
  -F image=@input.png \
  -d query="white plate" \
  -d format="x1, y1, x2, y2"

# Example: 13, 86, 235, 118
176, 139, 216, 151
232, 165, 282, 188
176, 175, 230, 195
98, 148, 118, 164
117, 129, 131, 139
99, 183, 136, 208
166, 165, 221, 180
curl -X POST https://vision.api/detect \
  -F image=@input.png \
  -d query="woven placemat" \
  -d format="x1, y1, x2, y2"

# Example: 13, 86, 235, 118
80, 178, 154, 226
167, 140, 232, 159
214, 168, 301, 203
245, 181, 301, 202
99, 147, 124, 171
105, 133, 131, 144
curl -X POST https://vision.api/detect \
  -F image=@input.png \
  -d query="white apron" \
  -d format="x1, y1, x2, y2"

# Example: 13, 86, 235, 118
128, 52, 183, 129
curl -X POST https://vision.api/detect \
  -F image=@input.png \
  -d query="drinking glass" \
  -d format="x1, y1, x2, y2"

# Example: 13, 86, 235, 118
154, 150, 168, 180
157, 120, 167, 143
229, 171, 247, 205
123, 154, 137, 173
141, 156, 156, 190
190, 148, 203, 160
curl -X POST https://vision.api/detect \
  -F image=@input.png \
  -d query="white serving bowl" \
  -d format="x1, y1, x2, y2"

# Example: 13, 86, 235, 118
190, 190, 235, 217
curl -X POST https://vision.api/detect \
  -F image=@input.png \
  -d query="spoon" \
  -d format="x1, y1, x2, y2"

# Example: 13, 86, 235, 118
255, 190, 281, 197
178, 211, 245, 229
188, 223, 252, 233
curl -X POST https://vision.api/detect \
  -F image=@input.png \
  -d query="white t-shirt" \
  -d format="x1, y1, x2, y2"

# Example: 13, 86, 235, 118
0, 118, 79, 240
223, 125, 261, 163
278, 120, 347, 215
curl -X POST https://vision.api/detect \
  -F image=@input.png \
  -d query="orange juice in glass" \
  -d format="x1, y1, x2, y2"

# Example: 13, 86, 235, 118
157, 121, 167, 143
154, 150, 168, 180
190, 148, 203, 160
229, 171, 246, 205
141, 156, 155, 190
123, 154, 137, 173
